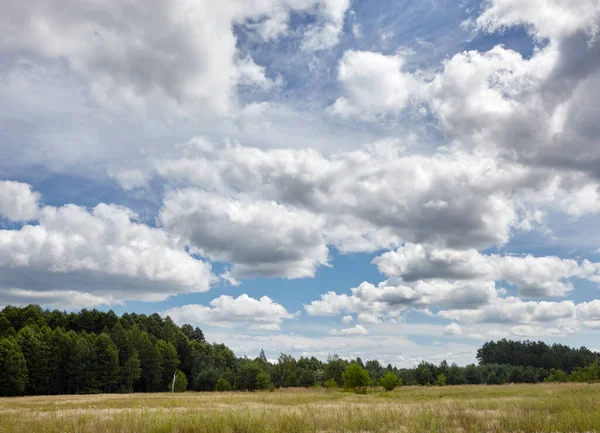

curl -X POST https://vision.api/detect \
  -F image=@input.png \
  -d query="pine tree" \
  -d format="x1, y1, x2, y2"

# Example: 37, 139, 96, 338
0, 337, 28, 396
157, 340, 179, 391
17, 326, 50, 395
94, 333, 120, 393
123, 351, 142, 393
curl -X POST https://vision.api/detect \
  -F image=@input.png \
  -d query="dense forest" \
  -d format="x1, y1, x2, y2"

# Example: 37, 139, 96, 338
0, 305, 598, 396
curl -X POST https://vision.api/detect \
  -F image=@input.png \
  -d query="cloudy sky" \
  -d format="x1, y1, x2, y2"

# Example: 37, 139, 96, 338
1, 0, 600, 366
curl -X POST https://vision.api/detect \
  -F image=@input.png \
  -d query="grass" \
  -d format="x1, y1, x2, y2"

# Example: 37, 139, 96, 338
0, 383, 599, 432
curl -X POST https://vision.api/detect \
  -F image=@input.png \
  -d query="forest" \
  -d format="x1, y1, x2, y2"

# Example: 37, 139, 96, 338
0, 305, 598, 396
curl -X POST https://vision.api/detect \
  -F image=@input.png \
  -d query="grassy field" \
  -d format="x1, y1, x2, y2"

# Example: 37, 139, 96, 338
0, 383, 599, 433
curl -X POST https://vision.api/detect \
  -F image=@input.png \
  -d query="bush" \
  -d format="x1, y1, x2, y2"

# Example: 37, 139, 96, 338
324, 378, 338, 391
545, 368, 568, 383
379, 372, 401, 391
569, 363, 600, 383
486, 372, 501, 385
173, 370, 188, 392
435, 374, 446, 386
215, 377, 231, 392
342, 363, 372, 394
256, 371, 272, 390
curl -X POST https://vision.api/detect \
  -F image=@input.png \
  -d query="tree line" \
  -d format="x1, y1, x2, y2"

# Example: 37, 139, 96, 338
0, 305, 598, 396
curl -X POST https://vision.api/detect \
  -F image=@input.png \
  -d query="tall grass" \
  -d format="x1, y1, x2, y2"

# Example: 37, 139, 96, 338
0, 383, 598, 433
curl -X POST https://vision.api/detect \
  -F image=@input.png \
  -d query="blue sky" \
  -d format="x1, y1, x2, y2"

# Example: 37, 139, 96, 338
1, 0, 600, 366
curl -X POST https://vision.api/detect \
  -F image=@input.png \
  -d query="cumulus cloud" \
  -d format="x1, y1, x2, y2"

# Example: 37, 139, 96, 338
155, 139, 554, 257
329, 50, 419, 119
300, 0, 351, 51
474, 0, 600, 40
428, 0, 600, 182
444, 323, 462, 336
0, 180, 40, 221
159, 188, 329, 279
305, 279, 496, 317
328, 324, 368, 336
438, 297, 578, 326
0, 0, 349, 115
373, 243, 600, 297
0, 188, 214, 307
0, 288, 118, 310
325, 0, 600, 191
163, 294, 295, 331
357, 313, 381, 324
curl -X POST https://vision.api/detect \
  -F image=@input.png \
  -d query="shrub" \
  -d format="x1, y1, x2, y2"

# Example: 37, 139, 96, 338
256, 371, 272, 390
379, 372, 401, 391
342, 363, 372, 394
569, 363, 600, 383
215, 377, 231, 392
545, 368, 568, 383
324, 378, 338, 391
486, 372, 501, 385
173, 370, 188, 392
435, 374, 446, 386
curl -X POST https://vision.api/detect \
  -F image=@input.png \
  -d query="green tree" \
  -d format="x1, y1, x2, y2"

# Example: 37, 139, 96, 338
17, 326, 50, 395
545, 368, 568, 383
486, 371, 501, 385
447, 363, 466, 385
435, 374, 447, 386
271, 353, 298, 388
141, 343, 163, 392
416, 362, 435, 385
365, 359, 384, 383
173, 370, 188, 392
157, 340, 180, 391
342, 363, 371, 393
324, 354, 347, 386
68, 332, 96, 393
379, 372, 400, 391
256, 371, 272, 390
123, 351, 142, 393
324, 378, 338, 391
94, 333, 120, 393
299, 369, 316, 387
464, 364, 481, 385
0, 337, 28, 396
215, 377, 231, 391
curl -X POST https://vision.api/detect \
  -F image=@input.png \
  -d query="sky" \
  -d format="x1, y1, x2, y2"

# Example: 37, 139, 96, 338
1, 0, 600, 367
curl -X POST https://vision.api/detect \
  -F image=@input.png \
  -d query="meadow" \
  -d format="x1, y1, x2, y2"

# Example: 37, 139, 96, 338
0, 383, 599, 433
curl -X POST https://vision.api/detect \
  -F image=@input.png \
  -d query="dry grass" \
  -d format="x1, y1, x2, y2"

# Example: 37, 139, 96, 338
0, 383, 599, 432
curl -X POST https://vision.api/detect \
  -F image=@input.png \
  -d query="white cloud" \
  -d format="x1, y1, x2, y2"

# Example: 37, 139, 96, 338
341, 314, 354, 324
111, 169, 151, 191
425, 1, 600, 183
155, 140, 552, 257
0, 193, 214, 307
329, 50, 419, 120
475, 0, 600, 40
163, 294, 294, 331
357, 313, 381, 324
438, 297, 579, 326
328, 324, 368, 336
1, 288, 118, 310
0, 181, 40, 221
305, 279, 496, 317
373, 243, 600, 297
159, 188, 329, 278
301, 0, 351, 51
0, 0, 349, 116
444, 323, 462, 336
206, 327, 479, 367
233, 56, 283, 89
577, 300, 600, 321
